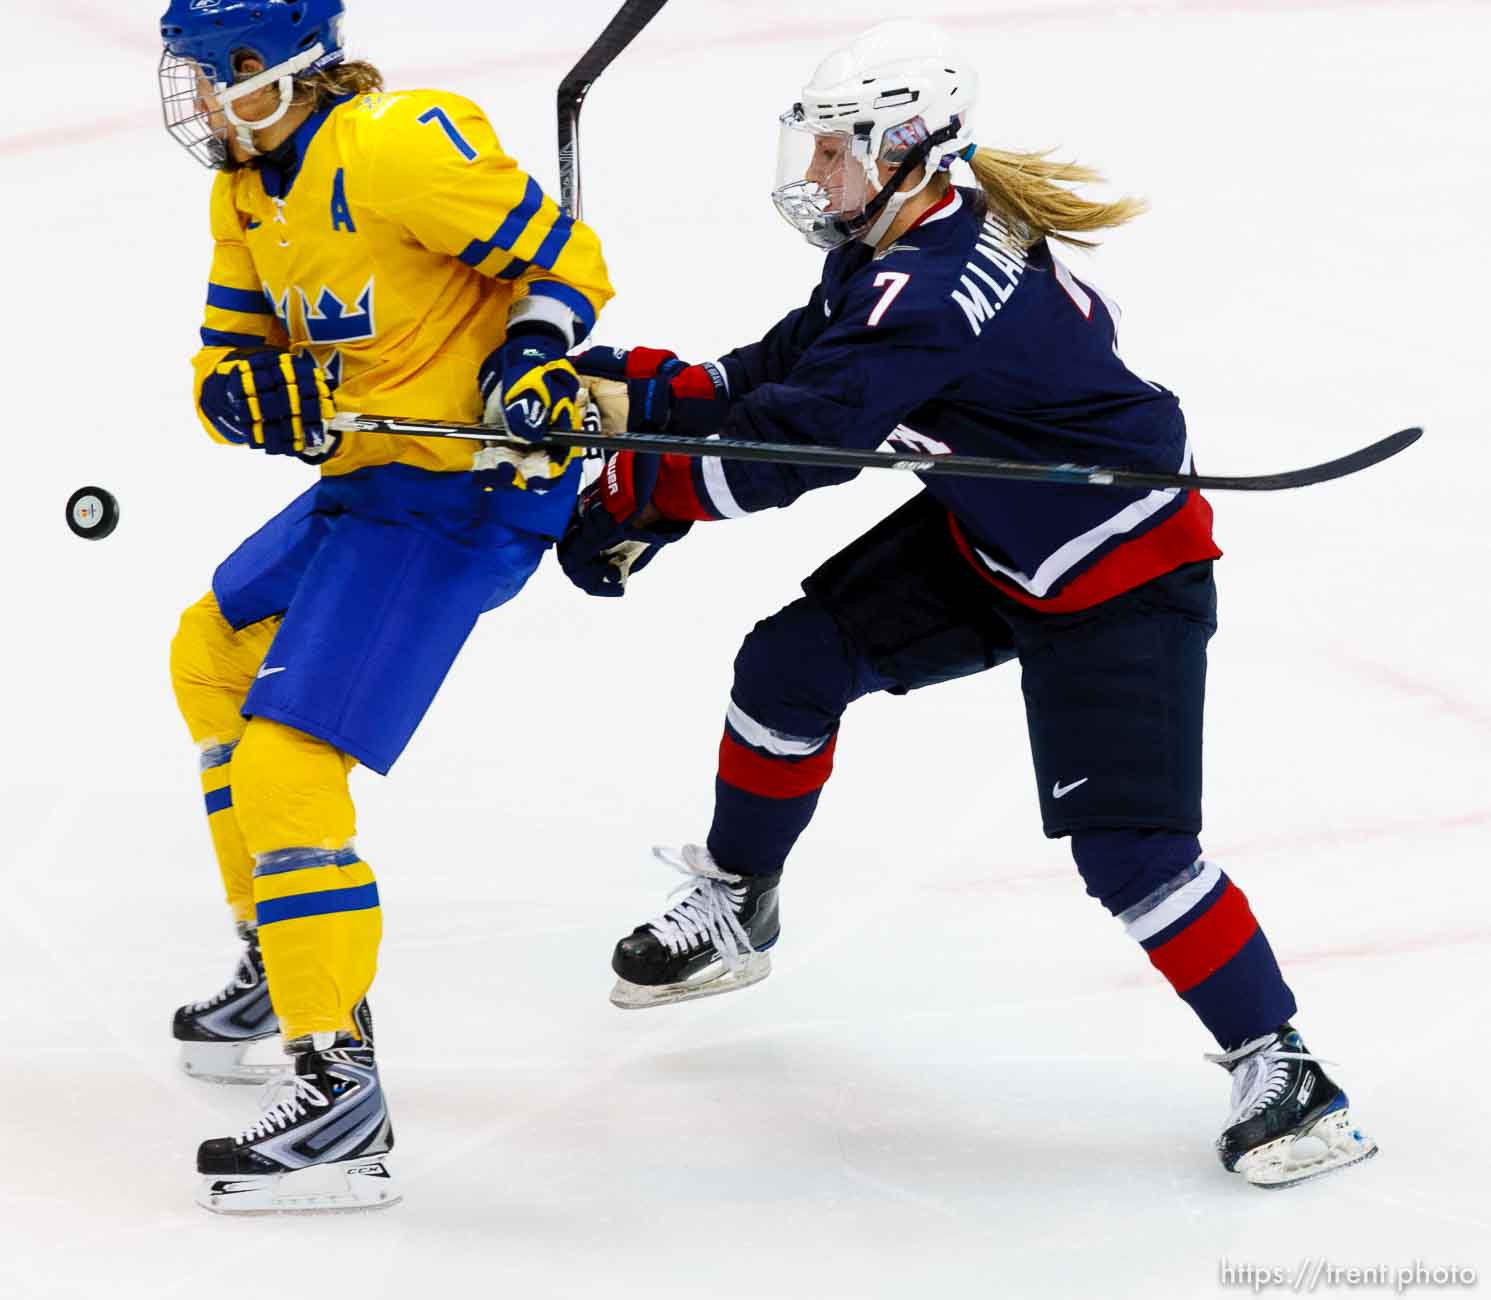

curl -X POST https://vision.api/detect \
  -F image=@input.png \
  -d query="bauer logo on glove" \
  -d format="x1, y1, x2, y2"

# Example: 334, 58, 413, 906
557, 450, 693, 596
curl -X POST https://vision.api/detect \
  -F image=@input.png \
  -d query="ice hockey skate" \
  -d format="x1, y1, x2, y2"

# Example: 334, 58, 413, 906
195, 1001, 398, 1214
173, 923, 289, 1084
610, 845, 781, 1009
1209, 1025, 1378, 1189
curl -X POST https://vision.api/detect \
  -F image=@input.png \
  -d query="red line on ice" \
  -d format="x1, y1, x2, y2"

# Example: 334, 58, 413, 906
1214, 808, 1491, 860
924, 808, 1491, 895
1109, 924, 1491, 988
1330, 652, 1491, 740
1, 0, 1463, 158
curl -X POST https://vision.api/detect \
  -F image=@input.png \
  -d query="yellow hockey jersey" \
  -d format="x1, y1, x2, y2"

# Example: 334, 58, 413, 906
193, 89, 614, 477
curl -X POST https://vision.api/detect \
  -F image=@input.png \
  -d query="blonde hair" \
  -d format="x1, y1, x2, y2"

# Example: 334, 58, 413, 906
965, 147, 1147, 250
295, 60, 385, 107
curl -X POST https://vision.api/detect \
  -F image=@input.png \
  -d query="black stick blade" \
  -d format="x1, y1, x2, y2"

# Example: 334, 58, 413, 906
1150, 426, 1424, 492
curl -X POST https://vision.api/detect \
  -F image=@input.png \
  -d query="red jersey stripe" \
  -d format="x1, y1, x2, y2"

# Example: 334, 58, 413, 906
718, 730, 838, 800
948, 491, 1222, 613
1145, 880, 1259, 994
907, 187, 959, 229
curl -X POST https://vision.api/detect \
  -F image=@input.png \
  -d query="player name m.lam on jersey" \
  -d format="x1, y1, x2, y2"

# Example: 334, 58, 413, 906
950, 215, 1029, 336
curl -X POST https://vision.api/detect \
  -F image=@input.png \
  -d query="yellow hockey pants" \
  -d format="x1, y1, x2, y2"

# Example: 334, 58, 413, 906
169, 591, 379, 1040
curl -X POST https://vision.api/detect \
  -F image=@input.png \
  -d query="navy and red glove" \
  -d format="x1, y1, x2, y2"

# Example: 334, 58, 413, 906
557, 451, 693, 597
199, 347, 340, 462
571, 346, 728, 435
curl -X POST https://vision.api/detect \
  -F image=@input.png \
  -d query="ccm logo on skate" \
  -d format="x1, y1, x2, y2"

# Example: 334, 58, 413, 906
1297, 1073, 1315, 1107
346, 1163, 392, 1178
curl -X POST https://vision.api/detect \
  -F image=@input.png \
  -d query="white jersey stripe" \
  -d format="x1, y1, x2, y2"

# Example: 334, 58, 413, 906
725, 700, 830, 757
701, 443, 749, 518
1123, 859, 1222, 944
971, 440, 1193, 598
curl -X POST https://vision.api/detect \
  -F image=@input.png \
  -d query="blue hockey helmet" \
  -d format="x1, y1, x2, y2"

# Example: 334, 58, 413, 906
159, 0, 346, 168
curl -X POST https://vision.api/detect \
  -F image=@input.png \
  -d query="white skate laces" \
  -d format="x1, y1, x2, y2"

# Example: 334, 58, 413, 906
1205, 1031, 1378, 1187
1206, 1032, 1333, 1129
187, 947, 258, 1013
237, 1074, 329, 1144
646, 845, 753, 971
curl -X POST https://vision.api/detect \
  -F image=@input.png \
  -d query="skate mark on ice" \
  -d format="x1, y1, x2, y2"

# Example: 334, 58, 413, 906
401, 837, 954, 1185
0, 790, 226, 1118
1328, 1181, 1491, 1236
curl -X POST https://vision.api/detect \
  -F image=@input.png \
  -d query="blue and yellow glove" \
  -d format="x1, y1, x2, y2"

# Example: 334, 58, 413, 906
199, 347, 339, 463
475, 329, 584, 492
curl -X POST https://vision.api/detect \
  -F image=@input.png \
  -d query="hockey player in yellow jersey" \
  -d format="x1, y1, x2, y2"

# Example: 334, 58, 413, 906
160, 0, 613, 1213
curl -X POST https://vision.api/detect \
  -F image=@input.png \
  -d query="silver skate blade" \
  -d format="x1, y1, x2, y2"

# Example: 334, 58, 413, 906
1237, 1107, 1379, 1189
196, 1158, 401, 1215
178, 1036, 291, 1085
610, 951, 771, 1010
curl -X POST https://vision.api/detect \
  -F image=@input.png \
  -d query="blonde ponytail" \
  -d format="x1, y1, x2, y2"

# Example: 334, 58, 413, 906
965, 147, 1147, 250
296, 60, 386, 109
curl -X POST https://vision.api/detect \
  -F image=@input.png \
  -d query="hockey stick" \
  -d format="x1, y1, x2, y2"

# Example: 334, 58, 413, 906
450, 3, 1419, 496
557, 0, 671, 219
328, 414, 1422, 493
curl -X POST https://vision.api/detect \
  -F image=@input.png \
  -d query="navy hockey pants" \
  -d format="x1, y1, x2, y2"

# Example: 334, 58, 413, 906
706, 492, 1294, 1049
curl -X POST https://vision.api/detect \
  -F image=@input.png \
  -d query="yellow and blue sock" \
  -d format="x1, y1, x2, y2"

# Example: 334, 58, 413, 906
233, 717, 379, 1042
171, 591, 281, 925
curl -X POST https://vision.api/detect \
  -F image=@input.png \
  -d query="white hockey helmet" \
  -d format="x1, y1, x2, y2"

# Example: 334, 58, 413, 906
773, 20, 979, 250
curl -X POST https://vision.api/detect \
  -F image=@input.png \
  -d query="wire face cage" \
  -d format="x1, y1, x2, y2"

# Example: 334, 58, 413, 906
159, 51, 230, 169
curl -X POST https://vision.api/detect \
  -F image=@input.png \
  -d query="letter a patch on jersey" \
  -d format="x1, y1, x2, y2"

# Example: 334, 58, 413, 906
330, 169, 356, 233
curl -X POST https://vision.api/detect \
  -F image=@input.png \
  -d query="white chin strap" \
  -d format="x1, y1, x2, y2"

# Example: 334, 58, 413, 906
216, 43, 326, 155
861, 165, 939, 247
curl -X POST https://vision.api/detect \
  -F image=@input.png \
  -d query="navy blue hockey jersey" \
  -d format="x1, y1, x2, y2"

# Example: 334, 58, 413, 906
651, 187, 1218, 607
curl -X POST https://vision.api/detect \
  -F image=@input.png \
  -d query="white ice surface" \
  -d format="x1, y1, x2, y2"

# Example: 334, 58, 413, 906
2, 1, 1489, 1297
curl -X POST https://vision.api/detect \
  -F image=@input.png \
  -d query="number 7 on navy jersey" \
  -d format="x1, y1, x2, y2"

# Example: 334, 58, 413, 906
417, 107, 478, 162
868, 271, 911, 326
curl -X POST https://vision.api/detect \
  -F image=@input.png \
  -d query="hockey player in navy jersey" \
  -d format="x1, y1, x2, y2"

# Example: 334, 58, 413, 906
558, 20, 1376, 1189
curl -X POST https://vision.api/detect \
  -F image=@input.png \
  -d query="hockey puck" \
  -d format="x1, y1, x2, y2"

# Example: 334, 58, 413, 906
66, 486, 120, 540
